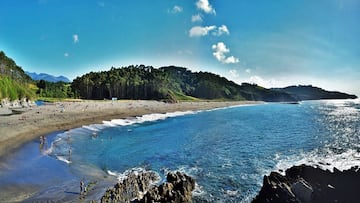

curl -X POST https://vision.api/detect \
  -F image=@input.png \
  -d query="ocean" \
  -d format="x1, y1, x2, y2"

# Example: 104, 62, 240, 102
0, 99, 359, 202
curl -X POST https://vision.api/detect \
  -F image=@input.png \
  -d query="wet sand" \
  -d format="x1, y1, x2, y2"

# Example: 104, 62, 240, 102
0, 130, 116, 202
0, 100, 260, 159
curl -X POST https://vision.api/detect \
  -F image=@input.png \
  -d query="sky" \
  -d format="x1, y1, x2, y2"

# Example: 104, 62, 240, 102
0, 0, 359, 95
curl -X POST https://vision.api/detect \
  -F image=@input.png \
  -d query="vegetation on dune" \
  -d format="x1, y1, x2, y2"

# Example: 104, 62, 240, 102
0, 51, 35, 100
0, 51, 32, 83
0, 75, 35, 100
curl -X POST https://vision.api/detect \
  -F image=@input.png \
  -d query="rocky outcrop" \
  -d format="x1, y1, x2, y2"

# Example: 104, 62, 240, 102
0, 98, 35, 115
101, 170, 159, 203
101, 171, 195, 203
0, 98, 35, 109
139, 171, 195, 203
252, 164, 360, 203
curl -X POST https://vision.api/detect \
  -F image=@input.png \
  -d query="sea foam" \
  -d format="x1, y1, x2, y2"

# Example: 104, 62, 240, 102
106, 111, 196, 127
107, 167, 161, 184
275, 148, 360, 174
56, 156, 72, 164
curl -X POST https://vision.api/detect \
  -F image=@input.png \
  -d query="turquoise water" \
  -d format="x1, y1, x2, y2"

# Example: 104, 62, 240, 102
1, 100, 359, 202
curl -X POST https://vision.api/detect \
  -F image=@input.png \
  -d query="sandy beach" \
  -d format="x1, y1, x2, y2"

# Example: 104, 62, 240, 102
0, 100, 259, 159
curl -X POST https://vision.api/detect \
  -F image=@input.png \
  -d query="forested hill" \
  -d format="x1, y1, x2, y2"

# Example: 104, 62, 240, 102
0, 51, 35, 100
272, 85, 357, 100
71, 65, 296, 102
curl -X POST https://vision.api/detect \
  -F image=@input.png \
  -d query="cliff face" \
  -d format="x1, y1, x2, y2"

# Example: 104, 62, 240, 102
252, 164, 360, 203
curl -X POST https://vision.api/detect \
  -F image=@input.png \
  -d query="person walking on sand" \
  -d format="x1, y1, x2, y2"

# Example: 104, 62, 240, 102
68, 147, 72, 162
80, 180, 84, 195
84, 184, 87, 195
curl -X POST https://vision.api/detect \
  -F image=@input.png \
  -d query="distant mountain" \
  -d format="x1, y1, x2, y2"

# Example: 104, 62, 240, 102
272, 85, 357, 100
25, 71, 71, 83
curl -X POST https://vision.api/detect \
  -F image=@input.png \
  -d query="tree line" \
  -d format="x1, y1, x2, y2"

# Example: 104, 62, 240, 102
36, 80, 74, 98
70, 65, 296, 102
71, 65, 180, 102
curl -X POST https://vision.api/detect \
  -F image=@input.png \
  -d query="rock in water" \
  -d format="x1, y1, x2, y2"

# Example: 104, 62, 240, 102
140, 171, 195, 203
101, 171, 195, 203
252, 164, 360, 203
101, 170, 159, 202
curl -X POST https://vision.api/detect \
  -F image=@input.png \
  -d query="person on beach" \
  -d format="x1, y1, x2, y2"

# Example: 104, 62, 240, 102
43, 136, 47, 150
92, 132, 97, 138
80, 180, 84, 195
68, 147, 72, 162
66, 132, 71, 143
39, 136, 44, 152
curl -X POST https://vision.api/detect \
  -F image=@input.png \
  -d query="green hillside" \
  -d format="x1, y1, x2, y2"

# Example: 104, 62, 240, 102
0, 51, 35, 100
72, 65, 297, 102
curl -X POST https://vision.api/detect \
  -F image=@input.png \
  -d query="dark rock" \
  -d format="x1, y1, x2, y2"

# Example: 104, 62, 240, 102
139, 171, 195, 203
101, 171, 195, 203
252, 164, 360, 203
252, 172, 300, 203
101, 170, 159, 203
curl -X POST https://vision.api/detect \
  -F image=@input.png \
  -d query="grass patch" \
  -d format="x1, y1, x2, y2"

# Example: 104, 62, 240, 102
0, 75, 35, 100
171, 91, 200, 101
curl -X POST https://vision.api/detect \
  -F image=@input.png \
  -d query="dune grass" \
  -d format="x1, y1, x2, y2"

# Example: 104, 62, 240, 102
0, 75, 35, 100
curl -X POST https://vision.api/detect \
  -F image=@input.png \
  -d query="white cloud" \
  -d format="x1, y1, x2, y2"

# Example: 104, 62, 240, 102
218, 25, 230, 35
196, 0, 216, 15
224, 56, 239, 64
212, 42, 239, 64
170, 5, 183, 13
64, 52, 69, 57
189, 25, 230, 37
191, 14, 203, 22
213, 25, 230, 36
245, 69, 251, 73
189, 25, 216, 37
212, 42, 229, 61
229, 69, 239, 78
73, 34, 79, 43
248, 75, 285, 88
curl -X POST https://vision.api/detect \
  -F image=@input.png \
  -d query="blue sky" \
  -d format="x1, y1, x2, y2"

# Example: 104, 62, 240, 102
0, 0, 359, 95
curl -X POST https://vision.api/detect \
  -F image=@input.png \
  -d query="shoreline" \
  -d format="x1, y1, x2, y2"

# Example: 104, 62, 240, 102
0, 100, 261, 159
